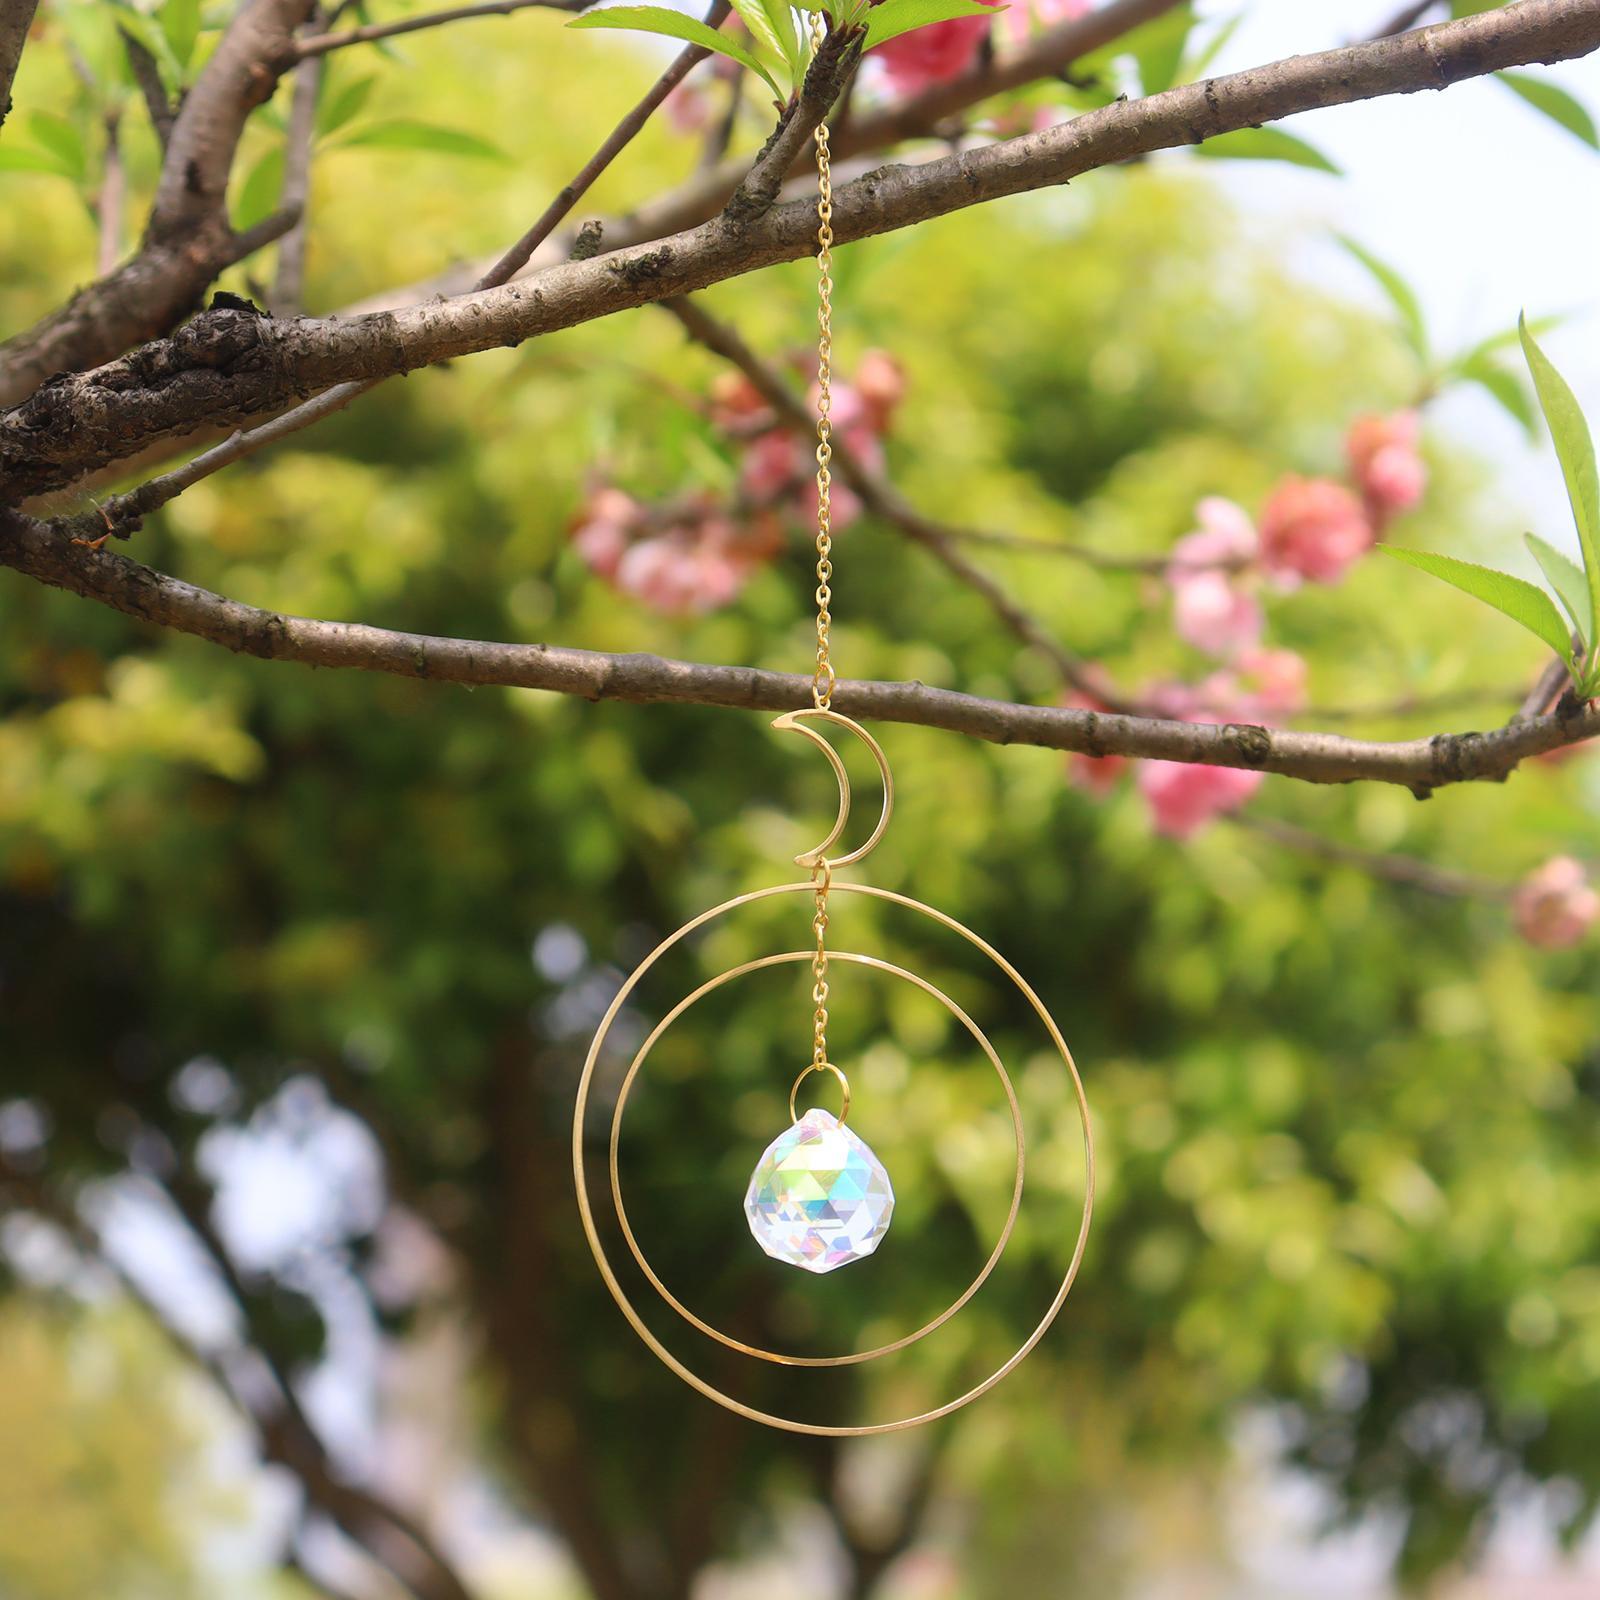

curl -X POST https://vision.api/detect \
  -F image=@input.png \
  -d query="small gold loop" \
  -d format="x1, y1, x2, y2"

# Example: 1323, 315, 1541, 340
789, 1060, 850, 1125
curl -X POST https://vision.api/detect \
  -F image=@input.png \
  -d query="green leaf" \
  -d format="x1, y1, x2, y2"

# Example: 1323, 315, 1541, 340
159, 0, 202, 71
567, 7, 782, 101
27, 112, 87, 184
1336, 232, 1428, 362
317, 74, 377, 138
1454, 312, 1562, 371
756, 0, 803, 78
339, 119, 511, 163
1383, 546, 1577, 664
0, 145, 78, 177
1183, 13, 1242, 81
1132, 4, 1195, 97
233, 145, 284, 232
1458, 356, 1538, 440
861, 0, 1000, 53
725, 0, 790, 81
1497, 71, 1599, 150
112, 2, 183, 91
1526, 533, 1590, 646
1195, 127, 1341, 175
1521, 314, 1600, 647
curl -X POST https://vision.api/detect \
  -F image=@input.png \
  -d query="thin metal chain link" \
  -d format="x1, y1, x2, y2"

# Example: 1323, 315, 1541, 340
810, 11, 835, 716
805, 12, 836, 1100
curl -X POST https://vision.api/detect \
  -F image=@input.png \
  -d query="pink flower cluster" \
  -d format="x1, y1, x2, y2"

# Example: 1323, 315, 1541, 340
570, 352, 905, 615
570, 487, 782, 614
875, 0, 1089, 95
718, 350, 905, 535
1069, 411, 1426, 838
1512, 856, 1599, 950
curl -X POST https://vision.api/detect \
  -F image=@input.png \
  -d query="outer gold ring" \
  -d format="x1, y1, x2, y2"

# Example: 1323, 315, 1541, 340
609, 949, 1026, 1368
788, 1058, 852, 1124
573, 881, 1094, 1437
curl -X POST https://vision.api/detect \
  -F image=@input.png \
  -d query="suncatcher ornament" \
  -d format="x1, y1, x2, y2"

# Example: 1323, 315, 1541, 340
571, 9, 1094, 1437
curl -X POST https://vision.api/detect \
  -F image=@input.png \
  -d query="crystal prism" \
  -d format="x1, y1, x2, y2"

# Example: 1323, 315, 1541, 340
744, 1107, 894, 1273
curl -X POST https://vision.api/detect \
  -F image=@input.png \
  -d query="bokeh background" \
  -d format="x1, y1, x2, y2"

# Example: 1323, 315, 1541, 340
2, 2, 1599, 1597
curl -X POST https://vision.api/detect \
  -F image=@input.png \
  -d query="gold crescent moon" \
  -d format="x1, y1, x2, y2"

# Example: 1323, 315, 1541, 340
770, 708, 895, 869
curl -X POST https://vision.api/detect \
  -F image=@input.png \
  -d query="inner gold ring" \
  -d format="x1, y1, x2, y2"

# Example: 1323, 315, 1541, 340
609, 949, 1025, 1369
789, 1059, 851, 1124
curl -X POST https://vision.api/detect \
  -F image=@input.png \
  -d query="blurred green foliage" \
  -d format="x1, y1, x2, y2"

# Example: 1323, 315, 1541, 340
2, 5, 1599, 1596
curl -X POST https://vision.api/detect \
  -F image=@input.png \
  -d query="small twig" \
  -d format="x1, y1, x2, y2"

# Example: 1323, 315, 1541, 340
1372, 1, 1446, 38
1232, 812, 1510, 899
271, 40, 324, 314
664, 294, 1128, 707
119, 26, 176, 147
86, 0, 733, 532
293, 0, 589, 58
95, 108, 124, 276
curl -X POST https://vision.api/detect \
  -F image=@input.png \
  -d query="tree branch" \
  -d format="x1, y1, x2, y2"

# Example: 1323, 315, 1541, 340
270, 41, 324, 314
60, 0, 734, 533
0, 0, 314, 410
0, 0, 39, 136
8, 0, 1597, 502
294, 0, 591, 58
3, 507, 1595, 793
664, 294, 1119, 705
1232, 813, 1509, 898
607, 0, 1185, 251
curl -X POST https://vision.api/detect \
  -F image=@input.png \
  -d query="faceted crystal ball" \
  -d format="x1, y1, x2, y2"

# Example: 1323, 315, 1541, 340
744, 1108, 894, 1273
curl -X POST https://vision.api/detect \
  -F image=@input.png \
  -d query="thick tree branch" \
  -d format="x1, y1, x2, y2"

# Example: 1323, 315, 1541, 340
0, 0, 39, 135
3, 507, 1595, 793
0, 0, 314, 409
609, 0, 1185, 251
294, 0, 590, 58
8, 0, 1597, 502
63, 0, 734, 533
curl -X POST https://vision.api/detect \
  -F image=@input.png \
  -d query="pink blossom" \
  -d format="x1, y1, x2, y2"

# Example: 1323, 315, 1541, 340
1172, 572, 1262, 657
1135, 680, 1265, 838
1259, 475, 1375, 586
1002, 0, 1090, 44
1347, 411, 1427, 521
1236, 647, 1309, 717
1137, 753, 1263, 840
1168, 498, 1262, 658
740, 430, 805, 499
854, 349, 906, 432
662, 81, 711, 135
570, 486, 640, 580
709, 371, 771, 433
1512, 856, 1599, 950
875, 2, 996, 93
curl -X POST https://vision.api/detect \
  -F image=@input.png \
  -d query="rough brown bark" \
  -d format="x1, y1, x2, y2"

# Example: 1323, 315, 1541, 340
0, 0, 40, 135
0, 0, 313, 409
5, 0, 1597, 502
4, 506, 1595, 793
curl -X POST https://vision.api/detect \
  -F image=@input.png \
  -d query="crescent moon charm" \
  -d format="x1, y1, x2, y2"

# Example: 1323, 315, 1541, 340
770, 707, 894, 870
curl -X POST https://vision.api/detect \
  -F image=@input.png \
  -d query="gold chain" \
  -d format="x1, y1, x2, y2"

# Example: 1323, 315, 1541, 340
806, 13, 836, 1103
810, 12, 835, 716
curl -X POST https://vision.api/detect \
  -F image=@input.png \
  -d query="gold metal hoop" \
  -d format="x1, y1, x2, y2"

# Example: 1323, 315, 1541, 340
608, 948, 1026, 1369
771, 708, 893, 869
789, 1058, 852, 1124
572, 881, 1094, 1436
